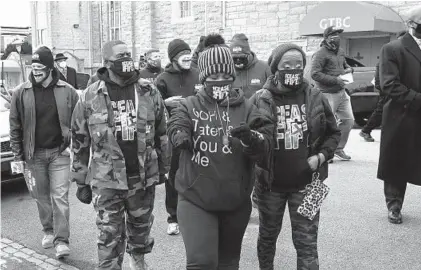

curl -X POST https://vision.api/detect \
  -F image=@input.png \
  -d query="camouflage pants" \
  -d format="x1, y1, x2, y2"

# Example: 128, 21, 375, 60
256, 190, 319, 270
92, 177, 155, 270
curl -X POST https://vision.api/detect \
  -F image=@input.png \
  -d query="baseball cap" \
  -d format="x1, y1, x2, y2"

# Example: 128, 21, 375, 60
323, 26, 344, 39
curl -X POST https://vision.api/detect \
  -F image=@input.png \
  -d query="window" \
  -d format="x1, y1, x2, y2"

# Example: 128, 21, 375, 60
171, 1, 194, 24
36, 2, 48, 45
109, 1, 121, 41
180, 1, 192, 18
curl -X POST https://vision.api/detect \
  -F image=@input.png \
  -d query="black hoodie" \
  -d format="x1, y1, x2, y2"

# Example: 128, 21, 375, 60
139, 64, 163, 84
96, 67, 142, 176
155, 63, 200, 103
167, 88, 274, 211
32, 68, 63, 149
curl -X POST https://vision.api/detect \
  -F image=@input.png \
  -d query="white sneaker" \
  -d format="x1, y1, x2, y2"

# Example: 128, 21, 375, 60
41, 234, 54, 249
55, 244, 70, 259
167, 223, 180, 235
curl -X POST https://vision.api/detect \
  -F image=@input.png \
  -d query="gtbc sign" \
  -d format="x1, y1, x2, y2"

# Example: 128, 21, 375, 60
319, 16, 351, 30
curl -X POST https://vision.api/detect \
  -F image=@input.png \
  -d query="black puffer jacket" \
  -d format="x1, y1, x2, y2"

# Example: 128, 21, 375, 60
249, 76, 341, 190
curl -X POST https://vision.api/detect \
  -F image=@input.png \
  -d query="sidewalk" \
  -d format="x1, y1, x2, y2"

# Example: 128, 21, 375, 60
0, 237, 79, 270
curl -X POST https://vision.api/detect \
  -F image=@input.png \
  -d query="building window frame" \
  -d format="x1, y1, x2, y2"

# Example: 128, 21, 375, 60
108, 1, 121, 41
35, 2, 48, 45
171, 1, 194, 24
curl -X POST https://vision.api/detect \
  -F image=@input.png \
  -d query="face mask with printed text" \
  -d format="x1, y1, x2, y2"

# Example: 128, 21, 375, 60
204, 80, 232, 101
109, 57, 135, 78
275, 69, 304, 90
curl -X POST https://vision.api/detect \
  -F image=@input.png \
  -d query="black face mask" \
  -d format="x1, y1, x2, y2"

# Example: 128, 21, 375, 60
233, 56, 248, 69
275, 69, 304, 90
327, 37, 340, 50
109, 57, 135, 78
204, 80, 232, 101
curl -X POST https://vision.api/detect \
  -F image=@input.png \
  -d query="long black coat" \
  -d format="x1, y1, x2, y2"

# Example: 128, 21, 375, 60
378, 33, 421, 186
58, 66, 78, 89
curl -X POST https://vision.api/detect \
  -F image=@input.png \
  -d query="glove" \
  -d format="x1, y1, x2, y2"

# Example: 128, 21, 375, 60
76, 185, 92, 204
230, 122, 253, 146
173, 131, 193, 151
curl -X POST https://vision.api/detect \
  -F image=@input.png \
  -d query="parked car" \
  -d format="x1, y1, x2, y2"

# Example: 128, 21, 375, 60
0, 94, 23, 183
304, 52, 378, 127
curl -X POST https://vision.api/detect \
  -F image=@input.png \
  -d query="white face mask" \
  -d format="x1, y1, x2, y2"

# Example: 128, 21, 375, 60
177, 54, 192, 70
59, 61, 67, 69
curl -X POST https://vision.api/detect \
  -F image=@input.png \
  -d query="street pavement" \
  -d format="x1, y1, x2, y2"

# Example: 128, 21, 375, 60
1, 129, 421, 270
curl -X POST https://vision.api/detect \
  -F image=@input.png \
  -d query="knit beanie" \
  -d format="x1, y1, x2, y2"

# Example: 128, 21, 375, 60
32, 46, 54, 69
198, 34, 236, 83
168, 39, 191, 61
268, 43, 306, 75
230, 33, 251, 56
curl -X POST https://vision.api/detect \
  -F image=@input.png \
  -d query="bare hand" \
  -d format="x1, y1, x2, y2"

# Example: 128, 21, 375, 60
345, 68, 353, 74
165, 97, 185, 108
337, 77, 346, 88
307, 155, 319, 171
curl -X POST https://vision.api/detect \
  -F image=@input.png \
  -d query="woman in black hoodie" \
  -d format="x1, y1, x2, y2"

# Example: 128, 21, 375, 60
167, 34, 274, 269
250, 43, 341, 270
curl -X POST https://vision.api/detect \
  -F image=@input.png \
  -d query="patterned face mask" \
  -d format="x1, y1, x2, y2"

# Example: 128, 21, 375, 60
109, 57, 135, 78
204, 80, 232, 101
275, 69, 304, 90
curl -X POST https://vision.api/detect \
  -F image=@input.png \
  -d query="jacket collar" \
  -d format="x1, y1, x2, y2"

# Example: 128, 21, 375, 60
402, 33, 421, 63
22, 79, 68, 90
92, 78, 153, 95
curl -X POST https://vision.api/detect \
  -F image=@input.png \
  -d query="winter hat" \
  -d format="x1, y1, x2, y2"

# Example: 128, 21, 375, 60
168, 39, 191, 61
323, 26, 344, 39
268, 43, 306, 75
32, 46, 54, 69
230, 33, 251, 56
102, 40, 125, 60
198, 34, 236, 83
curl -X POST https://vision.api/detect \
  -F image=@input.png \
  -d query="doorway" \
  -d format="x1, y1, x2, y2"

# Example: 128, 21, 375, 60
348, 37, 390, 67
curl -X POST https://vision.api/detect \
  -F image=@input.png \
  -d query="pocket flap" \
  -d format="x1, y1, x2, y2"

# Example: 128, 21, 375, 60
89, 113, 108, 125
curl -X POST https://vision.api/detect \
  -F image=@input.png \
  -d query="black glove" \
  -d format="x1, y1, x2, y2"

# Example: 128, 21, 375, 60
76, 185, 92, 204
230, 122, 253, 146
158, 174, 168, 185
173, 131, 193, 151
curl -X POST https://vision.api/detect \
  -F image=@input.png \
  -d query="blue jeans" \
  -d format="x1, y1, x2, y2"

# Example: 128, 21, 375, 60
25, 147, 71, 246
323, 90, 355, 151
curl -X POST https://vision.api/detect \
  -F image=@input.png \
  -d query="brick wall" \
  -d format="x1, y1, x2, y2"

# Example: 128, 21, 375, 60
36, 1, 418, 73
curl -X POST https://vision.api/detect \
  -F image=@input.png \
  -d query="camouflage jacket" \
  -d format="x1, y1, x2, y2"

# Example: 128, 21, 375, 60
71, 79, 169, 190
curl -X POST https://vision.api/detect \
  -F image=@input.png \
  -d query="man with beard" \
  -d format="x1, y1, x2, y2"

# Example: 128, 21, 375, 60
155, 38, 200, 236
9, 46, 79, 259
71, 40, 169, 269
377, 6, 421, 224
139, 49, 163, 83
55, 53, 78, 89
229, 33, 271, 99
311, 26, 354, 161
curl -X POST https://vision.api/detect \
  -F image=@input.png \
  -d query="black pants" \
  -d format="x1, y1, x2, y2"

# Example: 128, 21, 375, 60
384, 181, 407, 211
362, 96, 388, 134
177, 196, 252, 270
166, 146, 180, 223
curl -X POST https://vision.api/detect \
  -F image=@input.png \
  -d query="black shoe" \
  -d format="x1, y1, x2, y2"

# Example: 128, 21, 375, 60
388, 209, 402, 224
334, 150, 351, 161
359, 131, 375, 142
328, 159, 334, 164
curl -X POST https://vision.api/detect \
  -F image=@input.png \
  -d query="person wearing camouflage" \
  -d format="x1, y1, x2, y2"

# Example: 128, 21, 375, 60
250, 43, 340, 270
71, 40, 169, 270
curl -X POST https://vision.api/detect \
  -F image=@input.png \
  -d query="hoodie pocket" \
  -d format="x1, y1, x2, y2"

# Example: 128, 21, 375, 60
184, 174, 247, 211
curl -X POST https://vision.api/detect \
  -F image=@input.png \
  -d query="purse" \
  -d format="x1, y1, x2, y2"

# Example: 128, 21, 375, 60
297, 171, 330, 221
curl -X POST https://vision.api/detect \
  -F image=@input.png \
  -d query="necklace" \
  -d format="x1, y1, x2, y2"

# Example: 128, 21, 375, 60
215, 96, 230, 146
